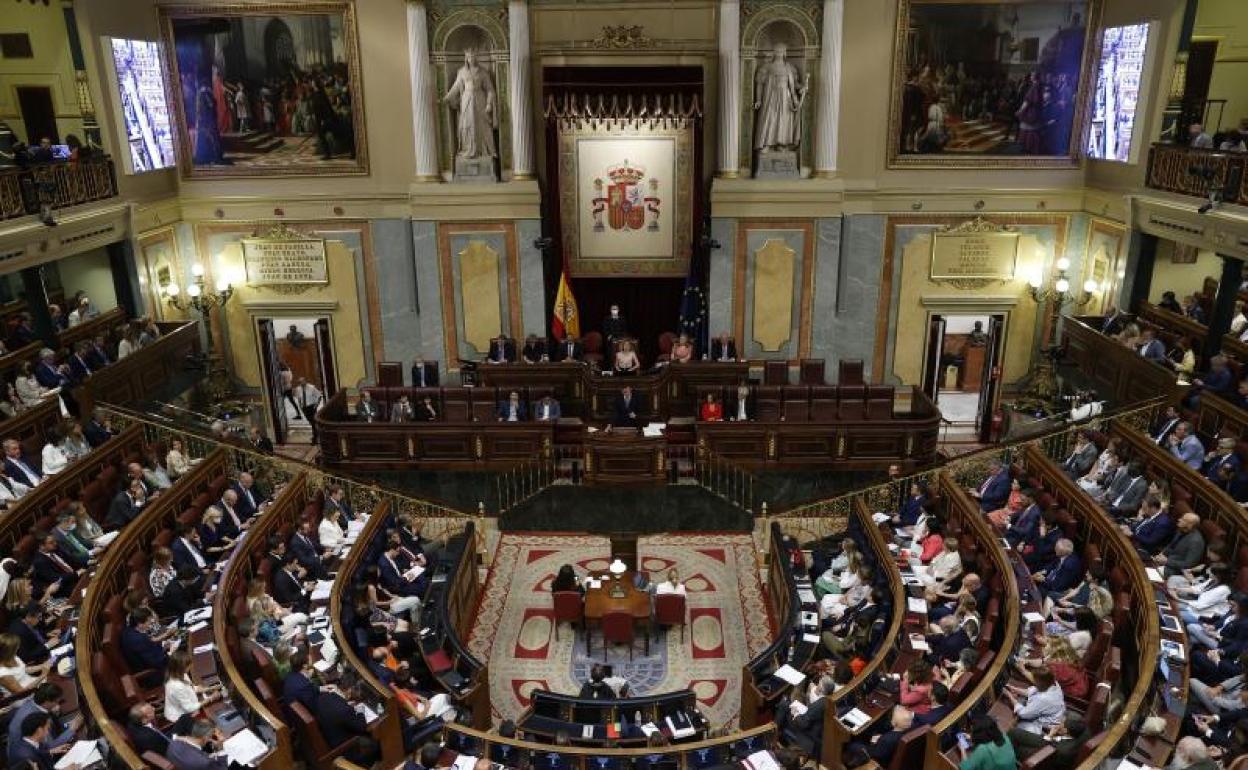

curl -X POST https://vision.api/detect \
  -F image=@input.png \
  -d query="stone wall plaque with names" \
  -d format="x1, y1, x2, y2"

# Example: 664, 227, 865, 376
930, 226, 1019, 282
242, 236, 329, 286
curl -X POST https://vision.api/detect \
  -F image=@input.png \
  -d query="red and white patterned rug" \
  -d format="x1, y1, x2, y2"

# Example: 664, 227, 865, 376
467, 533, 772, 729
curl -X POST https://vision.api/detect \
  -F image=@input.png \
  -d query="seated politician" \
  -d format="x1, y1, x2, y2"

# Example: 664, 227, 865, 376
534, 395, 561, 422
614, 340, 640, 375
710, 332, 737, 362
497, 391, 527, 422
487, 335, 516, 364
522, 335, 549, 363
700, 393, 723, 421
670, 334, 694, 364
556, 336, 583, 362
612, 386, 643, 428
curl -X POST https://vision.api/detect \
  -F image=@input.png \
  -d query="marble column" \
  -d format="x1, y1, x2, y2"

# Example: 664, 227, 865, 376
813, 0, 843, 177
717, 0, 741, 178
509, 0, 535, 180
407, 0, 441, 181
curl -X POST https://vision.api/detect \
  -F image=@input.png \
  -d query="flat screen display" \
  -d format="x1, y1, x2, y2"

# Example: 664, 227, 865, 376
1087, 22, 1151, 162
109, 38, 175, 173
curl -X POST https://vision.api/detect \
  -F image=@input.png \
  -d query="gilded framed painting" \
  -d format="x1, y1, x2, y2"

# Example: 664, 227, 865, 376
887, 0, 1103, 168
159, 1, 368, 178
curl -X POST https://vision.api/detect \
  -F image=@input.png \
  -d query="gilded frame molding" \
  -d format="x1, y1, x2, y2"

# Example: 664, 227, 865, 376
137, 226, 181, 322
436, 222, 522, 370
557, 121, 694, 278
1084, 217, 1126, 314
733, 219, 815, 363
885, 0, 1104, 170
158, 1, 370, 179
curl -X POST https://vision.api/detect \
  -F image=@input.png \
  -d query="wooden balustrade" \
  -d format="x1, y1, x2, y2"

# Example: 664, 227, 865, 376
58, 306, 126, 351
1018, 444, 1163, 768
0, 157, 120, 222
1145, 143, 1248, 208
1063, 316, 1187, 405
71, 320, 199, 415
75, 448, 231, 769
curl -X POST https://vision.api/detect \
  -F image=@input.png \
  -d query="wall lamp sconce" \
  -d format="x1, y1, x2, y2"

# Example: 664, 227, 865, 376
1026, 256, 1097, 308
161, 262, 239, 314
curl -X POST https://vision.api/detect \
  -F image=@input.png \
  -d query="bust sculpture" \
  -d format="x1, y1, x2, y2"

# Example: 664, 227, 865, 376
443, 48, 497, 161
753, 44, 808, 157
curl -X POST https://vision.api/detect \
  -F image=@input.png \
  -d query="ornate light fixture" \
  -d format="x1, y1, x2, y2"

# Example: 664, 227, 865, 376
161, 262, 241, 400
1022, 256, 1100, 410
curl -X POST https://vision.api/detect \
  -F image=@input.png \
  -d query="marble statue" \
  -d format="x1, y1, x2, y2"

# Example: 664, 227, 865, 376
752, 44, 808, 151
443, 48, 497, 159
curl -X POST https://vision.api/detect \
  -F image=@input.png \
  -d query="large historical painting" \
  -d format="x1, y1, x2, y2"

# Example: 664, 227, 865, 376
888, 0, 1102, 168
159, 2, 368, 178
558, 124, 693, 277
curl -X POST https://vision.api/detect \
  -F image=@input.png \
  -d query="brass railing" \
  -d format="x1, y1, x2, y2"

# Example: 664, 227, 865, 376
0, 157, 119, 221
95, 404, 475, 536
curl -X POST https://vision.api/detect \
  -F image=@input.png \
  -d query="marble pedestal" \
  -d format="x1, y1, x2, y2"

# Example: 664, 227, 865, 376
754, 148, 799, 179
454, 156, 499, 182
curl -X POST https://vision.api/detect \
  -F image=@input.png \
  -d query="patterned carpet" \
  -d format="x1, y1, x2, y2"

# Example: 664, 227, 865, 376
467, 533, 772, 728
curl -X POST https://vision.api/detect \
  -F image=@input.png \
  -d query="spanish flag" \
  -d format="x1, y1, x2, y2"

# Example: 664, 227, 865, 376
551, 270, 580, 340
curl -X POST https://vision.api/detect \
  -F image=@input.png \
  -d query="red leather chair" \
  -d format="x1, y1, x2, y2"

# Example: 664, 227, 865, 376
377, 361, 404, 387
600, 609, 644, 659
552, 590, 584, 641
799, 359, 825, 385
583, 332, 605, 368
289, 701, 361, 770
656, 332, 675, 363
654, 593, 687, 642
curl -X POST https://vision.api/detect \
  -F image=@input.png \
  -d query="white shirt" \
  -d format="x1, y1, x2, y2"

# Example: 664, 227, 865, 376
0, 476, 30, 504
117, 339, 135, 360
1181, 584, 1232, 617
41, 441, 69, 471
68, 309, 85, 327
164, 676, 202, 721
0, 656, 36, 695
180, 537, 207, 569
41, 443, 68, 475
737, 399, 748, 421
656, 581, 686, 595
318, 518, 345, 550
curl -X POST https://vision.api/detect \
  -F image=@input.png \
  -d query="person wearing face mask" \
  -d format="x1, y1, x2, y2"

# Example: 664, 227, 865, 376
602, 304, 628, 344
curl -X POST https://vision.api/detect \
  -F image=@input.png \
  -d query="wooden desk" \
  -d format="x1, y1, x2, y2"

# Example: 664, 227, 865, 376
583, 431, 666, 485
583, 572, 651, 656
962, 344, 986, 392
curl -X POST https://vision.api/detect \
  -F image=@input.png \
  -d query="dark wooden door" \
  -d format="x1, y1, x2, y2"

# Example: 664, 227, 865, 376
256, 319, 287, 445
314, 318, 338, 395
1179, 40, 1218, 133
977, 315, 1006, 443
16, 87, 58, 145
921, 314, 946, 404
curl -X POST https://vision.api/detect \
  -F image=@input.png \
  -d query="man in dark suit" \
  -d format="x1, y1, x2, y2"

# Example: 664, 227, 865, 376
282, 649, 321, 713
85, 334, 110, 370
104, 479, 146, 531
378, 540, 426, 597
1105, 462, 1149, 517
9, 712, 57, 770
487, 335, 516, 364
156, 568, 203, 618
232, 472, 264, 519
249, 427, 275, 454
67, 341, 94, 384
602, 305, 628, 344
272, 556, 311, 613
556, 337, 583, 362
121, 607, 170, 672
710, 332, 737, 362
1203, 437, 1242, 484
414, 396, 439, 422
82, 410, 114, 448
53, 513, 91, 568
34, 351, 70, 390
926, 615, 971, 665
3, 438, 42, 487
969, 460, 1011, 512
289, 520, 328, 580
9, 314, 36, 347
863, 706, 914, 766
1126, 498, 1176, 555
578, 665, 616, 699
522, 336, 549, 363
534, 396, 561, 422
31, 532, 79, 597
165, 718, 229, 770
778, 678, 833, 755
612, 385, 642, 429
1151, 405, 1182, 444
1034, 539, 1083, 601
915, 683, 953, 727
8, 602, 54, 664
172, 524, 210, 574
323, 484, 354, 524
315, 675, 372, 760
411, 357, 439, 387
127, 702, 171, 757
496, 391, 527, 422
355, 392, 381, 423
6, 683, 79, 756
1005, 493, 1041, 547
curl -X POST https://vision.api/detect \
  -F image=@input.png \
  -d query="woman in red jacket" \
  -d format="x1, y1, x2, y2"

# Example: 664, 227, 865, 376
700, 393, 723, 422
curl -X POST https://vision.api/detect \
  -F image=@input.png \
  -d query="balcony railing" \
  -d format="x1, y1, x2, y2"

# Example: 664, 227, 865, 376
0, 156, 119, 222
1145, 142, 1248, 207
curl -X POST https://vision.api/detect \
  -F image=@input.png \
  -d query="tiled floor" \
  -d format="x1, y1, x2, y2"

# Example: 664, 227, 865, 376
937, 390, 981, 425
